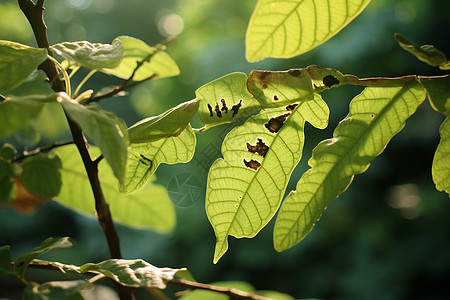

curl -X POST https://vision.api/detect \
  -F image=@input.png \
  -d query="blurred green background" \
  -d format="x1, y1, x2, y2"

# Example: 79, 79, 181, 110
1, 0, 449, 299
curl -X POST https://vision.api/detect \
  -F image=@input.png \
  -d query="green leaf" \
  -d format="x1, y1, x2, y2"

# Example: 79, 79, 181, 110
121, 125, 196, 194
21, 153, 62, 199
61, 99, 128, 184
0, 150, 17, 203
101, 36, 180, 80
55, 145, 175, 232
419, 75, 450, 116
207, 95, 329, 263
14, 237, 73, 280
274, 81, 426, 252
432, 118, 450, 196
23, 280, 90, 300
80, 259, 185, 289
395, 34, 450, 70
51, 39, 124, 70
0, 245, 13, 276
245, 0, 371, 62
0, 40, 48, 93
195, 72, 261, 126
128, 99, 198, 143
0, 144, 17, 160
0, 93, 64, 140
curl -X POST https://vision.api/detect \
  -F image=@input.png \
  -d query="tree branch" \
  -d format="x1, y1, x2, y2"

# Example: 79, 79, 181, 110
14, 140, 74, 162
17, 1, 133, 299
25, 260, 274, 300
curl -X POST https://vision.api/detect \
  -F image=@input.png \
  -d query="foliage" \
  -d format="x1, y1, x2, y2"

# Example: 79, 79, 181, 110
0, 0, 448, 299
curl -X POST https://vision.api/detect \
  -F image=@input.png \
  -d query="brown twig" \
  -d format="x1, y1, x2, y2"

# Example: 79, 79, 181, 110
25, 260, 274, 300
14, 140, 74, 162
17, 1, 134, 299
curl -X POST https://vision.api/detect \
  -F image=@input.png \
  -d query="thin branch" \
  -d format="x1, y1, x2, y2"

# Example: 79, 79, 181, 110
14, 140, 74, 161
25, 261, 274, 300
17, 1, 134, 299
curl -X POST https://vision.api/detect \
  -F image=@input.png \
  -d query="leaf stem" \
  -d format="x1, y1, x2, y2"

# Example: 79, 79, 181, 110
73, 69, 97, 98
46, 55, 71, 96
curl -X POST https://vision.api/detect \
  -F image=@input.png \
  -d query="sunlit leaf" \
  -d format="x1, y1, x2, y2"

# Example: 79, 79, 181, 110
395, 34, 450, 70
55, 145, 175, 232
121, 126, 196, 194
245, 0, 371, 62
0, 245, 12, 276
196, 73, 260, 127
51, 39, 124, 70
0, 40, 48, 93
21, 153, 62, 199
207, 95, 329, 263
14, 237, 73, 280
101, 36, 180, 80
431, 118, 450, 196
80, 259, 185, 289
128, 99, 198, 143
274, 80, 426, 252
23, 280, 90, 300
61, 99, 128, 184
0, 93, 64, 140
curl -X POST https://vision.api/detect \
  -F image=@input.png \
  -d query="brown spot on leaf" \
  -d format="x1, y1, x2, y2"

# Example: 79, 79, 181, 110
221, 99, 228, 113
244, 159, 261, 170
323, 75, 340, 87
231, 99, 242, 117
139, 154, 153, 167
288, 69, 301, 77
247, 138, 269, 157
286, 104, 298, 111
273, 95, 279, 101
207, 103, 213, 117
215, 103, 222, 118
265, 113, 290, 133
262, 83, 268, 89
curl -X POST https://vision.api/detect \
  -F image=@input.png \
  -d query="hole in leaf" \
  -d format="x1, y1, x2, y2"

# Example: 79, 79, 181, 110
264, 113, 290, 133
231, 99, 242, 117
207, 104, 213, 117
243, 159, 261, 170
221, 99, 228, 113
323, 75, 340, 87
215, 103, 222, 118
286, 104, 298, 111
246, 138, 269, 157
273, 95, 279, 101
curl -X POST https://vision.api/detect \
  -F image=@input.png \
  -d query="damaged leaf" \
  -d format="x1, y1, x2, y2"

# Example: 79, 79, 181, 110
206, 94, 329, 263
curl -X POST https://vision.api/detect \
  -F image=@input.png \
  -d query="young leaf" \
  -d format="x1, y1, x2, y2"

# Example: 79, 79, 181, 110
14, 237, 73, 280
245, 0, 372, 62
0, 40, 48, 93
431, 118, 450, 196
128, 99, 198, 143
55, 145, 175, 232
80, 259, 185, 289
61, 99, 128, 184
395, 34, 450, 70
23, 280, 90, 300
0, 93, 64, 140
274, 80, 426, 252
207, 95, 329, 263
0, 245, 13, 276
101, 36, 180, 80
195, 72, 260, 126
121, 126, 196, 194
21, 153, 62, 199
51, 39, 124, 70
